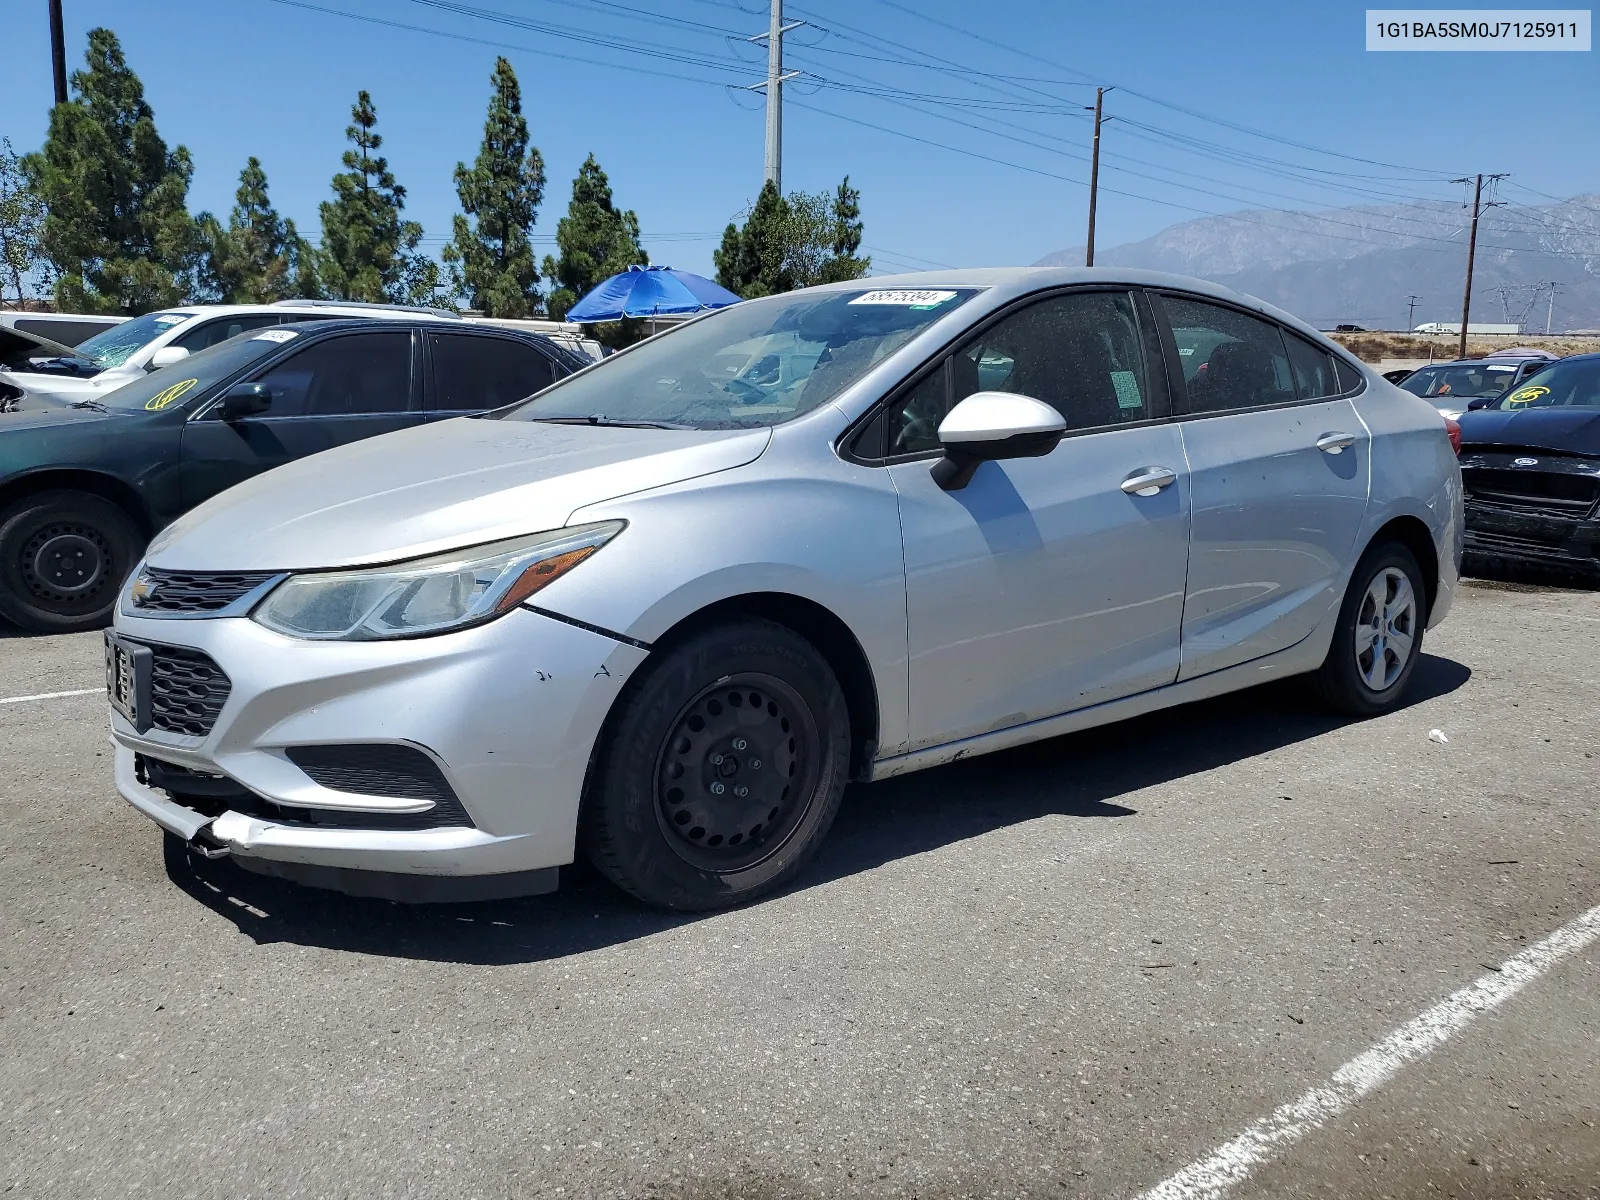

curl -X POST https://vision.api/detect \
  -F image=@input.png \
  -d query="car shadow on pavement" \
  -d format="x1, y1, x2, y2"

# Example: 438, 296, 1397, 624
164, 653, 1471, 965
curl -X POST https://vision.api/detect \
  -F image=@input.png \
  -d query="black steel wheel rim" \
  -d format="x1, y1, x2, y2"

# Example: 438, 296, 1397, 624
20, 520, 113, 605
653, 671, 820, 873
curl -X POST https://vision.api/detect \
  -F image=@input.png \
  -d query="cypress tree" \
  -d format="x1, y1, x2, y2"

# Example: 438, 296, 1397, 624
713, 181, 792, 299
22, 28, 199, 313
318, 91, 439, 305
203, 157, 318, 302
714, 177, 870, 297
542, 154, 647, 321
444, 58, 546, 317
818, 174, 869, 284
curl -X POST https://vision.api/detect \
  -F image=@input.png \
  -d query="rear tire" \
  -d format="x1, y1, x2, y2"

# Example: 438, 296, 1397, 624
580, 618, 850, 911
1310, 540, 1427, 717
0, 490, 143, 633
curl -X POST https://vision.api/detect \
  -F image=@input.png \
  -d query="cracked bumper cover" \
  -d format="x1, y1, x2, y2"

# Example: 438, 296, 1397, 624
110, 604, 648, 881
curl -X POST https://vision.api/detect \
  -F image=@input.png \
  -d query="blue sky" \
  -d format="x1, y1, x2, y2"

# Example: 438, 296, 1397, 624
3, 0, 1596, 279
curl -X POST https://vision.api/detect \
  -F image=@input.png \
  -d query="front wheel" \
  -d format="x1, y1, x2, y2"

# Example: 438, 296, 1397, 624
580, 618, 851, 911
1309, 541, 1427, 716
0, 490, 143, 633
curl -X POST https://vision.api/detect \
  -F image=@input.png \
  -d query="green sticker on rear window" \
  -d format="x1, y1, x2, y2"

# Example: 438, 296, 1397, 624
1111, 370, 1143, 410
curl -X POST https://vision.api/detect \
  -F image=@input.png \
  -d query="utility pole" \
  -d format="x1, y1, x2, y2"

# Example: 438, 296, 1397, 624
1406, 293, 1422, 331
1085, 87, 1110, 267
48, 0, 68, 106
746, 0, 802, 191
1451, 172, 1508, 359
1546, 282, 1561, 334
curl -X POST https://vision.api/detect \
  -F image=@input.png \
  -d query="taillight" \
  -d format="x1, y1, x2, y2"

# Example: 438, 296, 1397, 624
1444, 416, 1462, 455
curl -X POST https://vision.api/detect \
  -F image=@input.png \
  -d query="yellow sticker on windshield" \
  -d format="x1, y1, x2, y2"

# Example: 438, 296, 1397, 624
144, 377, 199, 411
1504, 384, 1549, 407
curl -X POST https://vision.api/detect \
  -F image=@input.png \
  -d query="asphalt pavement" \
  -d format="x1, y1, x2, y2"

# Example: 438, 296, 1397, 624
1, 577, 1596, 1199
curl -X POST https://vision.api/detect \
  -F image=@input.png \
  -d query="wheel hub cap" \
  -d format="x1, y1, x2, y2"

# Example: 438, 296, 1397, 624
1353, 566, 1417, 692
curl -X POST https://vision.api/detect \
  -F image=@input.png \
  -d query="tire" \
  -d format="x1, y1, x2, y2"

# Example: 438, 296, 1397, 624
0, 490, 144, 633
580, 618, 851, 911
1309, 540, 1427, 717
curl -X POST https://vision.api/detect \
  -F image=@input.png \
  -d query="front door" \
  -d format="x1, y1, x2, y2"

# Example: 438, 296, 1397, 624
180, 329, 423, 508
886, 289, 1192, 752
1155, 293, 1371, 679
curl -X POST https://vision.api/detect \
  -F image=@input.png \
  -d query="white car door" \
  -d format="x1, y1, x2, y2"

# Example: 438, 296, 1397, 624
880, 288, 1192, 753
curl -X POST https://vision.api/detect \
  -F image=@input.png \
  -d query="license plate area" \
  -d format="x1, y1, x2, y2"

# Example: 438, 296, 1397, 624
104, 632, 153, 733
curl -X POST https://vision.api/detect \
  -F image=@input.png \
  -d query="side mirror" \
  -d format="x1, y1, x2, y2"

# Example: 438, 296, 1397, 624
1466, 397, 1495, 412
216, 382, 273, 421
931, 391, 1067, 490
148, 346, 190, 370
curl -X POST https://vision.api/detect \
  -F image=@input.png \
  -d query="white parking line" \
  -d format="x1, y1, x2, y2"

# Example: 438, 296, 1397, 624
0, 687, 103, 706
1139, 902, 1600, 1200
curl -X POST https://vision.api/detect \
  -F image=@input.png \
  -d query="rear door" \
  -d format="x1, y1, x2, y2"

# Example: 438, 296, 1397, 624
179, 328, 422, 507
1154, 292, 1371, 679
425, 330, 559, 418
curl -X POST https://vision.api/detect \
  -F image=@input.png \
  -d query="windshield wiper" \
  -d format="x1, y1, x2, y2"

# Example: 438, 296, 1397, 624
527, 414, 693, 430
69, 398, 109, 411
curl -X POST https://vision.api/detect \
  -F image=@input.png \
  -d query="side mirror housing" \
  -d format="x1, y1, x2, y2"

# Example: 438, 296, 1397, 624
217, 382, 273, 421
148, 345, 190, 370
930, 391, 1067, 490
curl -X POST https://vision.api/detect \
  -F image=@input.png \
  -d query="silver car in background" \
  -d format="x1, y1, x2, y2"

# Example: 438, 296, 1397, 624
107, 269, 1462, 910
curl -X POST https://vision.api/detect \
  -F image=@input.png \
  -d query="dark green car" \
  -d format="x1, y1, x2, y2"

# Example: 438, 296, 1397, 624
0, 318, 584, 632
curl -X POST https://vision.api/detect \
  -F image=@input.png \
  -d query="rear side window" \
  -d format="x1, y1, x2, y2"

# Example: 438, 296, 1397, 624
890, 290, 1150, 455
1334, 357, 1364, 394
1162, 295, 1297, 413
1284, 334, 1339, 400
430, 333, 555, 411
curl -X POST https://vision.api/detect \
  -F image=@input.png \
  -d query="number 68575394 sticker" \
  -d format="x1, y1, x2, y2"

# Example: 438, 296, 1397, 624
144, 377, 199, 411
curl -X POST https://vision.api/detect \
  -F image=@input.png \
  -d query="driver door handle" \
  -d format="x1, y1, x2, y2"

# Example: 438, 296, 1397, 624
1120, 466, 1177, 496
1316, 431, 1357, 454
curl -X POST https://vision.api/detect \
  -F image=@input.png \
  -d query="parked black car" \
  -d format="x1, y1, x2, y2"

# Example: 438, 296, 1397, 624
0, 319, 587, 631
1455, 353, 1600, 581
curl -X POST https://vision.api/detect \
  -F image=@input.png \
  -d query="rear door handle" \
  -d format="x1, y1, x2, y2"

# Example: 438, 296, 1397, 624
1316, 432, 1357, 454
1120, 466, 1177, 496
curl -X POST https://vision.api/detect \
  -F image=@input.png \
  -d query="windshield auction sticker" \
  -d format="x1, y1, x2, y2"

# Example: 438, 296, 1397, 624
849, 290, 958, 307
1368, 9, 1590, 49
144, 377, 199, 411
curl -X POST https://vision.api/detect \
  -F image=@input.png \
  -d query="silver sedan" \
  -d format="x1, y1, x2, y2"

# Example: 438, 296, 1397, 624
107, 269, 1462, 910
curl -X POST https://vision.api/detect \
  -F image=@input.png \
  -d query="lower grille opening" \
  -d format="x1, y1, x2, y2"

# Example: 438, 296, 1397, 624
286, 744, 474, 828
135, 753, 474, 831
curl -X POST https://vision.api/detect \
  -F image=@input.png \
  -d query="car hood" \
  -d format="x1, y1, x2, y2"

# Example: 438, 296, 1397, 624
148, 416, 774, 571
1457, 407, 1600, 457
0, 400, 119, 429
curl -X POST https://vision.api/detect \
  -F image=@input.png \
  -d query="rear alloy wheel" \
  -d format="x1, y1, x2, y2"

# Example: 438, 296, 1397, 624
0, 491, 143, 633
581, 618, 850, 910
1310, 540, 1427, 716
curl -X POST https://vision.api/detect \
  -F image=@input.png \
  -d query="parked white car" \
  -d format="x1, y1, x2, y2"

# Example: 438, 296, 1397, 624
18, 300, 461, 404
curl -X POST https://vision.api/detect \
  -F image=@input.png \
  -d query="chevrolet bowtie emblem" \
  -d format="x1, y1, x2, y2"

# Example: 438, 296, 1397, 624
129, 574, 158, 605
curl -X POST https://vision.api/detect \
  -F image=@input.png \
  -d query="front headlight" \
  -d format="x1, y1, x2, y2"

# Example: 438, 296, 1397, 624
251, 522, 624, 641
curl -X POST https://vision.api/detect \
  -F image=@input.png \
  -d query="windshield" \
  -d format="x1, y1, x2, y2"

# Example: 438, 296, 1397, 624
93, 328, 294, 411
1492, 359, 1600, 410
1398, 362, 1519, 400
72, 311, 191, 368
499, 287, 980, 429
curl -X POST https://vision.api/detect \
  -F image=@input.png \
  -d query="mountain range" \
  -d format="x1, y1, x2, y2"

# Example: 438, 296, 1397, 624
1034, 193, 1600, 332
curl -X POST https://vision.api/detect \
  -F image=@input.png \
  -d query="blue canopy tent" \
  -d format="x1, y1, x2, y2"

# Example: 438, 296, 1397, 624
566, 265, 741, 331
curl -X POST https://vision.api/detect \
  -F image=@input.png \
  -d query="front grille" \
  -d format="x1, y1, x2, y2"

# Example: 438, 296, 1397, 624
1461, 467, 1600, 518
286, 744, 473, 827
132, 568, 278, 614
146, 644, 231, 737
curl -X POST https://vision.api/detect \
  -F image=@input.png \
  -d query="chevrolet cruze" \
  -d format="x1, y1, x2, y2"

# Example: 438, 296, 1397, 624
109, 270, 1462, 910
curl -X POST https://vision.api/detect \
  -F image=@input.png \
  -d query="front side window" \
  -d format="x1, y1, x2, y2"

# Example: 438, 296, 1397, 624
251, 332, 413, 418
502, 287, 979, 430
891, 290, 1150, 455
175, 314, 284, 353
431, 333, 554, 411
1163, 296, 1297, 413
72, 311, 191, 368
96, 332, 288, 411
1399, 362, 1518, 400
1493, 359, 1600, 410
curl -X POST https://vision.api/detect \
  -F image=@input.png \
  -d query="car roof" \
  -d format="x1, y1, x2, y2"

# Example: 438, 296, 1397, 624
151, 303, 458, 320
